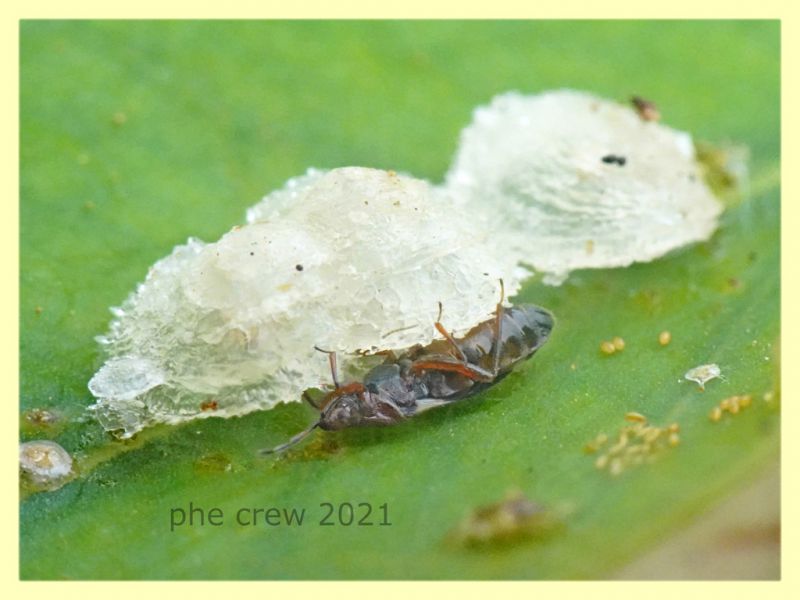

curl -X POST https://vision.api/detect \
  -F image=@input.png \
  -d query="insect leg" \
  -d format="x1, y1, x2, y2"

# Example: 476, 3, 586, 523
435, 301, 469, 363
414, 397, 456, 414
314, 345, 340, 389
410, 359, 495, 382
259, 423, 319, 455
491, 279, 506, 376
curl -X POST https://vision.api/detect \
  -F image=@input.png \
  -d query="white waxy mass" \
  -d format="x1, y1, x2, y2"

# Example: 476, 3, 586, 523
446, 90, 722, 284
89, 168, 519, 436
684, 363, 723, 390
19, 440, 73, 484
89, 90, 723, 437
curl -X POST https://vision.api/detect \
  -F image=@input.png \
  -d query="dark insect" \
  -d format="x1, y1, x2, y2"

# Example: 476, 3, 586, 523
260, 284, 554, 454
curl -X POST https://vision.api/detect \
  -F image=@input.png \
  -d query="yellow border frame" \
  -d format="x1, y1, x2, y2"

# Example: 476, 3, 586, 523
5, 2, 794, 597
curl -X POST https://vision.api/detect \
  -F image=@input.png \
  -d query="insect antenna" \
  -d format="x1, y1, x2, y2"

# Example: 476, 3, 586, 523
259, 423, 320, 455
302, 389, 321, 410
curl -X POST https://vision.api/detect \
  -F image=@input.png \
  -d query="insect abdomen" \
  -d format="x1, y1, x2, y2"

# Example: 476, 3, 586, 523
457, 305, 553, 371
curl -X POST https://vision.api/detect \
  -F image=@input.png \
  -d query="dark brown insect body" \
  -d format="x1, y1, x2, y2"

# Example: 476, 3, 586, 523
261, 296, 554, 454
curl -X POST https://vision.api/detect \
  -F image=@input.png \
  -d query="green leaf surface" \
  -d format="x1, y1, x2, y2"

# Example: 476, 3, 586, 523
20, 20, 779, 579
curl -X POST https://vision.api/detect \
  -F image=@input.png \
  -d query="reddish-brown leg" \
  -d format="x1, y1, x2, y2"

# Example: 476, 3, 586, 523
314, 345, 341, 389
435, 301, 469, 363
410, 359, 494, 382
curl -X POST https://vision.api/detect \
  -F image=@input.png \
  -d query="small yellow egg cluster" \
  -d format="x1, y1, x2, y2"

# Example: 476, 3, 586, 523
599, 336, 626, 355
709, 394, 752, 422
586, 413, 680, 476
